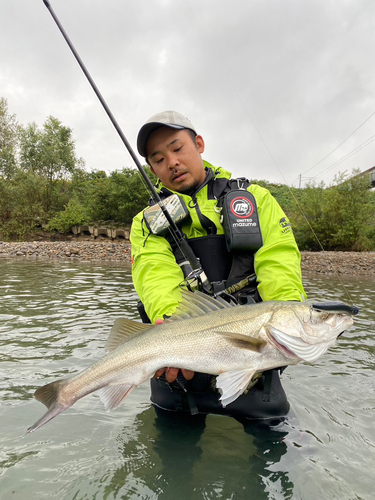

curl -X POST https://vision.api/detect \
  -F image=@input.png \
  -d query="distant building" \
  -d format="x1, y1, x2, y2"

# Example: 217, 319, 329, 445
361, 166, 375, 187
347, 166, 375, 188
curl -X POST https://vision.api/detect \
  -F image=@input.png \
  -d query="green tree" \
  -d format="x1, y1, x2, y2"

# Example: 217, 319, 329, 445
0, 97, 19, 179
251, 172, 375, 251
249, 179, 299, 215
289, 171, 375, 251
86, 167, 155, 224
19, 116, 83, 214
322, 170, 375, 250
0, 170, 47, 240
287, 181, 327, 250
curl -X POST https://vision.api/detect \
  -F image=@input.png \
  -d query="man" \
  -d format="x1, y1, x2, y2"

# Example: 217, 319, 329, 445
130, 110, 306, 420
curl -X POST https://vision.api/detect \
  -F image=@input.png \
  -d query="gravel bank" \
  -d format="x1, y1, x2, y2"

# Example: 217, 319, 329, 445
0, 241, 374, 276
300, 251, 375, 276
0, 240, 132, 263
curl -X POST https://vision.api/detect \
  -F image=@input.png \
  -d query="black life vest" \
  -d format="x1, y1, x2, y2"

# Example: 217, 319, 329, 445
165, 175, 263, 304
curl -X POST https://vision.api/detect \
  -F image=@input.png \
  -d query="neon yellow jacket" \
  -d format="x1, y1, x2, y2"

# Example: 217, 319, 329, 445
131, 163, 307, 323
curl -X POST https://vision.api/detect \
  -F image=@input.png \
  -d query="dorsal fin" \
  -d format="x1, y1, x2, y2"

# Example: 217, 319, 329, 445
168, 289, 232, 321
105, 318, 153, 351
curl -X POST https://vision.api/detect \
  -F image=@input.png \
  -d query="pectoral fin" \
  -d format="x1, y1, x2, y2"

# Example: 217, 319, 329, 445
216, 369, 257, 407
216, 331, 266, 352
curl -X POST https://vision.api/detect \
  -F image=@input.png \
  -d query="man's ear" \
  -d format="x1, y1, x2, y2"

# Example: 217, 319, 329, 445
150, 166, 156, 175
195, 135, 205, 154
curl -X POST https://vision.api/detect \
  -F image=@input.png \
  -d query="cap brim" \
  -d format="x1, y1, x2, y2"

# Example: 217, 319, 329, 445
137, 122, 185, 157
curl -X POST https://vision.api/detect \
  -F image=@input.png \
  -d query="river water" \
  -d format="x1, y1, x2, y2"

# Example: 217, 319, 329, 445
0, 259, 373, 500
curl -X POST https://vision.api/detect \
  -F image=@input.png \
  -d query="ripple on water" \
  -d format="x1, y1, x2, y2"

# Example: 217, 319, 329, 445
0, 262, 374, 499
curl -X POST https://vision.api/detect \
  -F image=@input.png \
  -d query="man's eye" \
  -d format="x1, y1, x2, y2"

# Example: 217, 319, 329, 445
174, 146, 182, 152
155, 157, 164, 164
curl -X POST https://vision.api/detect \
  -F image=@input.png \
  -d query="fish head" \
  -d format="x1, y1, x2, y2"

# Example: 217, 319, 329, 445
266, 301, 357, 362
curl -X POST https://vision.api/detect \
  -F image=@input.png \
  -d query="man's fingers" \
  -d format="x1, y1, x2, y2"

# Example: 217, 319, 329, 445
154, 367, 166, 378
181, 369, 195, 380
154, 367, 195, 382
165, 367, 179, 383
154, 367, 179, 381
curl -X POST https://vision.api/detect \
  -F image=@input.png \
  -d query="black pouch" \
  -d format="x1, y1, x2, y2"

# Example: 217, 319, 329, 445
221, 190, 263, 252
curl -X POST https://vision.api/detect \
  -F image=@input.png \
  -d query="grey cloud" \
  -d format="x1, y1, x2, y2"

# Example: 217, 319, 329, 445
1, 0, 374, 185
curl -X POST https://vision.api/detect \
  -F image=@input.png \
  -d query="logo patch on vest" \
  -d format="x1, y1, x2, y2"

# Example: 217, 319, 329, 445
230, 197, 254, 218
222, 189, 263, 251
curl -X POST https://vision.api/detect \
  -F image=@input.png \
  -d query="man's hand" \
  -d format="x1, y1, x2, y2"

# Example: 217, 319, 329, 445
154, 318, 195, 383
154, 367, 195, 383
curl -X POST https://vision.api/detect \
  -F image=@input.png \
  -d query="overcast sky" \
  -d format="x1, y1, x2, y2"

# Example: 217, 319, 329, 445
1, 0, 374, 186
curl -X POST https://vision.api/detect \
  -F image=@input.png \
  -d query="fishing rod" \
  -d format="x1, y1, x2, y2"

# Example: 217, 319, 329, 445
42, 0, 212, 293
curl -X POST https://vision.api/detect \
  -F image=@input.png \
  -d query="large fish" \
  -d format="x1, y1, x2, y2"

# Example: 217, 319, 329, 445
27, 290, 358, 433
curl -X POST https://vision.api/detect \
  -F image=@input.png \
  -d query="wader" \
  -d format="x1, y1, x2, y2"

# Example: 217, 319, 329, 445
150, 370, 290, 420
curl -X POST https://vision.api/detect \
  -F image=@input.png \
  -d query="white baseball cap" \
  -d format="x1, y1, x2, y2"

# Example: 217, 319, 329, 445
137, 110, 197, 157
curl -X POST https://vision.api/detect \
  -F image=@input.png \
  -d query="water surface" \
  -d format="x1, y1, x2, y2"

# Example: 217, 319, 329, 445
0, 260, 373, 499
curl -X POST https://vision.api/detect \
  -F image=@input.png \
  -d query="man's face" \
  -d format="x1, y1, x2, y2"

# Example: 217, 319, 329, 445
146, 127, 206, 193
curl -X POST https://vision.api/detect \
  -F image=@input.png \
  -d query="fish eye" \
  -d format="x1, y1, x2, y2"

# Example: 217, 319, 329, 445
308, 308, 326, 324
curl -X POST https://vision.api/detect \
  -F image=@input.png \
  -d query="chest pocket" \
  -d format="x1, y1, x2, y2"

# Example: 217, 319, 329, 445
221, 189, 263, 252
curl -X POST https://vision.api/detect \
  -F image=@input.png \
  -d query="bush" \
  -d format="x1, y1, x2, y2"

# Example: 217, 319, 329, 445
288, 171, 375, 251
48, 198, 89, 233
85, 168, 155, 224
0, 171, 47, 240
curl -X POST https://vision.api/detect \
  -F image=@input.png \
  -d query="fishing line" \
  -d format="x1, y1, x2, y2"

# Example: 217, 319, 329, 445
43, 0, 357, 304
230, 85, 357, 306
183, 0, 357, 304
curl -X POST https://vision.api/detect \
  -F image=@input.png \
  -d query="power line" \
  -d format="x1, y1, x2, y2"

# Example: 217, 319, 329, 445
301, 110, 375, 177
314, 134, 375, 180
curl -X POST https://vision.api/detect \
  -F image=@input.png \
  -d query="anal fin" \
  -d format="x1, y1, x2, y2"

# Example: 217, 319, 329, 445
98, 383, 136, 411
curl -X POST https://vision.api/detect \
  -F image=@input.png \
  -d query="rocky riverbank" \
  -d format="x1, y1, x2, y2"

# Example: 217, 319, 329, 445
300, 251, 375, 276
0, 240, 132, 263
0, 240, 374, 275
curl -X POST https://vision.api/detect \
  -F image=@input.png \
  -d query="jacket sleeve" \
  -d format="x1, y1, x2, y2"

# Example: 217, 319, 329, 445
251, 185, 307, 302
130, 211, 184, 324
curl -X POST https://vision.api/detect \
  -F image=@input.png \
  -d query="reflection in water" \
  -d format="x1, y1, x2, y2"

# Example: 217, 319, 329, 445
0, 261, 374, 499
111, 407, 292, 499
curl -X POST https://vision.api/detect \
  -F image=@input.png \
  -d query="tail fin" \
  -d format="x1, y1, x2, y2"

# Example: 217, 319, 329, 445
27, 379, 70, 434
